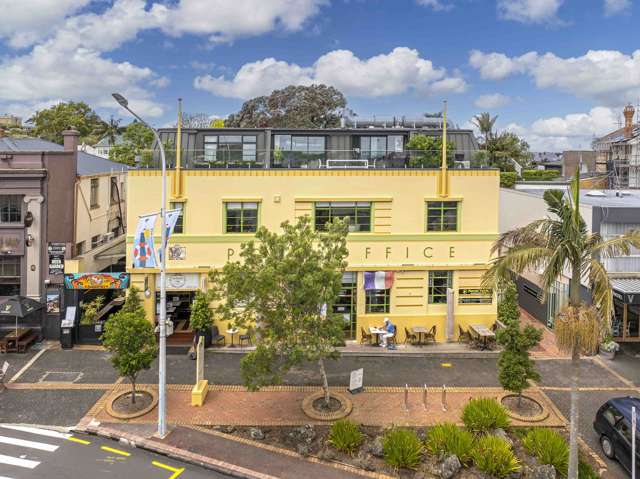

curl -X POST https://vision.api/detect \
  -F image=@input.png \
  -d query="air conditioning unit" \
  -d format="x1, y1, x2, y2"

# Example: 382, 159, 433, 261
103, 232, 114, 242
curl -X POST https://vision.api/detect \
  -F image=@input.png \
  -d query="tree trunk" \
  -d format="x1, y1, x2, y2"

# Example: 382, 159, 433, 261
318, 358, 330, 407
568, 345, 580, 479
131, 378, 137, 405
517, 391, 522, 408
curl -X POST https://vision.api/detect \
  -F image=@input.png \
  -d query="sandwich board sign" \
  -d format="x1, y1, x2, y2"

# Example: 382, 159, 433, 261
349, 368, 364, 394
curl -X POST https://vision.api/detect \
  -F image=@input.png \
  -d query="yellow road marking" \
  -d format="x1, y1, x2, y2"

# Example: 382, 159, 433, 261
152, 460, 185, 479
100, 446, 131, 457
441, 363, 452, 368
67, 436, 91, 445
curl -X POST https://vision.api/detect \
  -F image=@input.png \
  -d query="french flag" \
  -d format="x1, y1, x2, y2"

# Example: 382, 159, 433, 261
364, 271, 394, 290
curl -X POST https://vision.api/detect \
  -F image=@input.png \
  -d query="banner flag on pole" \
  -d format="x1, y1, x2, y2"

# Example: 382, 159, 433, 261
132, 213, 158, 268
164, 208, 182, 247
364, 271, 394, 290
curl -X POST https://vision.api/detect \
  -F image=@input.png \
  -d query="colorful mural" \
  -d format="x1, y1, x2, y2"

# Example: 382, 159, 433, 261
64, 273, 130, 290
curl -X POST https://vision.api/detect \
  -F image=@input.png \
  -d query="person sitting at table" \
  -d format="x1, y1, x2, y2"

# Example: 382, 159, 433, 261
381, 318, 396, 350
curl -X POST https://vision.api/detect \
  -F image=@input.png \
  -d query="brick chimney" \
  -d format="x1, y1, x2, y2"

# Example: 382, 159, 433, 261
623, 104, 635, 139
62, 129, 80, 152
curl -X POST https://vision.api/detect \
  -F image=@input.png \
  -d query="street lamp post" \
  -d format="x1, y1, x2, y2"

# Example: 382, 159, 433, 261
112, 93, 168, 438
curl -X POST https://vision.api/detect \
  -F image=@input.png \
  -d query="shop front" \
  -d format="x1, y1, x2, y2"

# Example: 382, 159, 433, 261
611, 279, 640, 342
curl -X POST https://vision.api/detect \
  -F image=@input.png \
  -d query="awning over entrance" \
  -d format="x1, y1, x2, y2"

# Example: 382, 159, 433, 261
611, 278, 640, 305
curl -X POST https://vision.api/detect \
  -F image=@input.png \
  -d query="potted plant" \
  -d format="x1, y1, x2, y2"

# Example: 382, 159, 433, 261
78, 295, 106, 344
599, 334, 620, 360
190, 291, 213, 347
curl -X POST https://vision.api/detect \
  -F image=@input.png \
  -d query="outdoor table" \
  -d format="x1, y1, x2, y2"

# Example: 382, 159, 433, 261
411, 326, 430, 345
226, 328, 239, 348
469, 324, 495, 350
369, 327, 385, 346
2, 328, 32, 353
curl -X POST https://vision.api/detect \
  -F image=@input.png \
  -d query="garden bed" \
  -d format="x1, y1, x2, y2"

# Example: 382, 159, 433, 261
208, 398, 601, 478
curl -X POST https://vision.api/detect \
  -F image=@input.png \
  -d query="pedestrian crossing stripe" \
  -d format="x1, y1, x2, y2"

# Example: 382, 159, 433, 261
0, 435, 59, 452
100, 445, 130, 457
67, 436, 91, 445
0, 425, 70, 440
0, 453, 40, 469
153, 460, 185, 479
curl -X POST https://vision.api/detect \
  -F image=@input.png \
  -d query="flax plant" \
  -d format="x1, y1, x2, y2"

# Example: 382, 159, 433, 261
483, 173, 640, 479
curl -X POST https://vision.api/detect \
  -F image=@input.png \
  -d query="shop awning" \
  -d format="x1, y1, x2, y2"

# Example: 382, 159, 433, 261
611, 278, 640, 305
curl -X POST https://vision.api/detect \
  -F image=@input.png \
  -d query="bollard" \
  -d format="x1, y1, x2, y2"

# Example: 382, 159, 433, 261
441, 384, 447, 412
404, 384, 409, 411
423, 384, 428, 410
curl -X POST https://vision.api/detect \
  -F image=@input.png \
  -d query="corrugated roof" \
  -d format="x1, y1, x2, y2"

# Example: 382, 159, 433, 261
77, 151, 128, 175
610, 278, 640, 294
0, 136, 127, 175
0, 137, 64, 152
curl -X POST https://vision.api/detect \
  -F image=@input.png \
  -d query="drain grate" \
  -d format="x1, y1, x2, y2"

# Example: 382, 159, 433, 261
40, 371, 83, 383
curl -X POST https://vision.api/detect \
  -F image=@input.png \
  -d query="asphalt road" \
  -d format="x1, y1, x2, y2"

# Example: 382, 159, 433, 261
0, 424, 229, 479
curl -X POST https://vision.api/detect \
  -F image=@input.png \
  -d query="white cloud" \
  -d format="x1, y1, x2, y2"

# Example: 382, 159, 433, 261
195, 47, 467, 99
497, 0, 564, 24
469, 49, 640, 106
416, 0, 453, 11
474, 93, 511, 109
0, 0, 90, 48
502, 107, 618, 151
604, 0, 631, 15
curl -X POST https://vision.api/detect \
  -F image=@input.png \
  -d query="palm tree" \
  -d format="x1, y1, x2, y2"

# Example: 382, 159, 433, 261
483, 175, 640, 479
92, 116, 122, 146
472, 112, 498, 146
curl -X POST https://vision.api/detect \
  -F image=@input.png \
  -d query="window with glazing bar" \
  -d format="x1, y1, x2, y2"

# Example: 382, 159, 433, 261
365, 288, 390, 313
314, 202, 371, 232
428, 270, 452, 304
0, 195, 22, 223
204, 135, 257, 163
426, 201, 458, 232
170, 201, 184, 234
90, 178, 99, 208
225, 202, 259, 233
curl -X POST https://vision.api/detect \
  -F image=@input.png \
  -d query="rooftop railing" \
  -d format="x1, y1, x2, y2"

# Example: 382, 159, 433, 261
135, 149, 473, 170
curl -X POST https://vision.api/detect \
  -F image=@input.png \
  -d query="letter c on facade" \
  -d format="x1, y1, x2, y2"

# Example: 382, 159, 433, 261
423, 247, 433, 258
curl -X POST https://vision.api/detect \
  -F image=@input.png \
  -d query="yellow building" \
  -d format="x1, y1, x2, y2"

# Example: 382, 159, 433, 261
127, 138, 499, 344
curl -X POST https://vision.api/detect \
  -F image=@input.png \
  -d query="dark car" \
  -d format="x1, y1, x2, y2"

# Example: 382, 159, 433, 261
594, 397, 640, 474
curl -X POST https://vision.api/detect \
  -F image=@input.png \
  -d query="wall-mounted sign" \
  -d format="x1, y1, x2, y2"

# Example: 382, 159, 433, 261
47, 243, 66, 255
46, 293, 60, 313
169, 245, 186, 261
156, 273, 200, 290
64, 272, 130, 290
48, 242, 66, 276
0, 230, 24, 255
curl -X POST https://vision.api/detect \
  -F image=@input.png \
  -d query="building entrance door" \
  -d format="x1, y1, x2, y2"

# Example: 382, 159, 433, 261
334, 272, 357, 340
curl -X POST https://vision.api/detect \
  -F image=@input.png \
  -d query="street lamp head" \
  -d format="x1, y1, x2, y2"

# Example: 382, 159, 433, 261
112, 93, 128, 108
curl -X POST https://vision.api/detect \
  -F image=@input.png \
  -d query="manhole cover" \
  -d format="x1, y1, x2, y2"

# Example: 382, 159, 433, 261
40, 371, 83, 383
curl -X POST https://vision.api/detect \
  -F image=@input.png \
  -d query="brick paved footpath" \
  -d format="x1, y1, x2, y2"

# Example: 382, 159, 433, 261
91, 385, 566, 427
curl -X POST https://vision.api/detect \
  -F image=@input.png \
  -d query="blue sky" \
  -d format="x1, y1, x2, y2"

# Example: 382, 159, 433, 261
0, 0, 639, 151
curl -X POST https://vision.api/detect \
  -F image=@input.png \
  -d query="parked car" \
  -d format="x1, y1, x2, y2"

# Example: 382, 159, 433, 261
594, 396, 640, 474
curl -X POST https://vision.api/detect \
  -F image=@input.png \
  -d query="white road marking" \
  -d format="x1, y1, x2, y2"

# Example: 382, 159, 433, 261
0, 476, 17, 479
0, 425, 70, 439
0, 435, 59, 452
0, 453, 40, 469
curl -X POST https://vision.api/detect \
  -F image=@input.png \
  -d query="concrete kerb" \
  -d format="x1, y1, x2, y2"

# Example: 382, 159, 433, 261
75, 422, 278, 479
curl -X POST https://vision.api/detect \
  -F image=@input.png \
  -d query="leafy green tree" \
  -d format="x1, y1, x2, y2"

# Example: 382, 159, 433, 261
496, 283, 542, 406
190, 290, 213, 333
472, 112, 498, 146
108, 143, 138, 166
123, 120, 154, 150
405, 134, 455, 168
121, 286, 145, 315
102, 300, 157, 404
28, 102, 105, 144
486, 132, 531, 171
483, 174, 640, 478
209, 216, 349, 405
498, 281, 520, 324
226, 84, 347, 128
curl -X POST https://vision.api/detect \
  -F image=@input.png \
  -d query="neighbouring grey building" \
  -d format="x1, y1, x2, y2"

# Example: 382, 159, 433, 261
152, 123, 479, 169
500, 187, 640, 342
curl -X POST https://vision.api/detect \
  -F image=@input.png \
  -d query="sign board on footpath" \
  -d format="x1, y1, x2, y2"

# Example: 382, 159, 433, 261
349, 368, 364, 394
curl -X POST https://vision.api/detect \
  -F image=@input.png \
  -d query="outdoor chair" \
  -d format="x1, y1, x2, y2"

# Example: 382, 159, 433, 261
424, 325, 436, 344
360, 327, 373, 344
458, 325, 471, 343
239, 328, 253, 347
404, 327, 418, 345
211, 326, 226, 347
